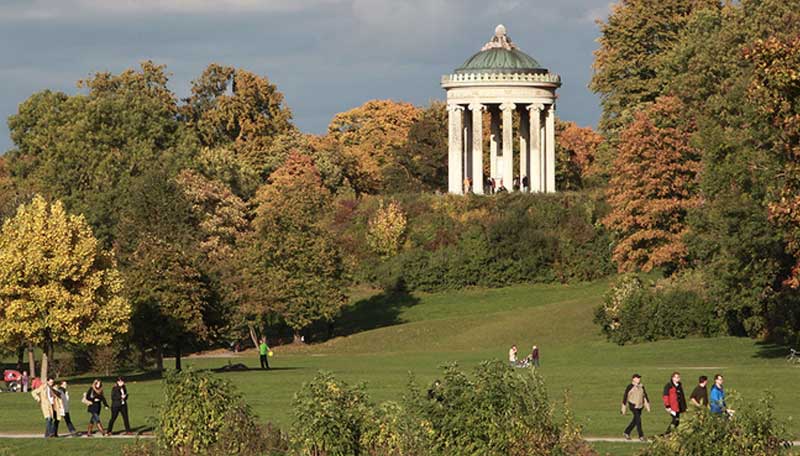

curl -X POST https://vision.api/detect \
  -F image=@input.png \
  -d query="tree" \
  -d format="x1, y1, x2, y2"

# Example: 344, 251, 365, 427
0, 196, 130, 380
125, 239, 211, 371
243, 152, 348, 342
555, 121, 604, 190
388, 102, 448, 193
590, 0, 720, 141
184, 63, 294, 174
666, 0, 800, 338
604, 97, 701, 272
746, 36, 800, 289
117, 167, 219, 370
6, 61, 193, 246
328, 99, 422, 194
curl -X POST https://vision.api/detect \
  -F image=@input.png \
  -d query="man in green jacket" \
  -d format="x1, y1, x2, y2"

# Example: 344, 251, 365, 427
259, 338, 270, 370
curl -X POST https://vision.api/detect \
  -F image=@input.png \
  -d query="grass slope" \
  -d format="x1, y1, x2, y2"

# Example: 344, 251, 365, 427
1, 278, 797, 455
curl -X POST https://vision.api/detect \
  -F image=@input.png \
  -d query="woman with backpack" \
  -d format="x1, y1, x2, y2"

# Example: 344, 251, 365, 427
83, 379, 109, 436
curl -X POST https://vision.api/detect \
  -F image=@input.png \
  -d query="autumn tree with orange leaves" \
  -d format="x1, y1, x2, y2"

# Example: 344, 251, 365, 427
556, 121, 604, 190
604, 96, 701, 272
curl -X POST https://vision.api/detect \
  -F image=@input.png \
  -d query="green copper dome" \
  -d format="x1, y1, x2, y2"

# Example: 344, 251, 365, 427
455, 25, 546, 75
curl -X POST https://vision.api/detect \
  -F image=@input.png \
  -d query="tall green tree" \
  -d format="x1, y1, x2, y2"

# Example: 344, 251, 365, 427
242, 152, 348, 342
6, 61, 194, 245
663, 0, 800, 337
590, 0, 720, 143
117, 168, 219, 370
0, 196, 130, 380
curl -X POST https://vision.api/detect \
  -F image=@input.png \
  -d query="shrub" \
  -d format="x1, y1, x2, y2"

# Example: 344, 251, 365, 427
329, 192, 614, 294
595, 273, 722, 344
291, 371, 371, 456
154, 369, 273, 455
409, 361, 595, 456
367, 200, 407, 258
640, 393, 790, 456
360, 401, 429, 456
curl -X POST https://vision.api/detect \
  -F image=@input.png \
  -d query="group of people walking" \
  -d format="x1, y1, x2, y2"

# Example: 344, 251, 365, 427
508, 344, 540, 368
32, 376, 131, 438
621, 371, 733, 441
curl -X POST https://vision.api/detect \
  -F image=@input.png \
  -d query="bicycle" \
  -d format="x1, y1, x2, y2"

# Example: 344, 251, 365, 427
787, 348, 800, 365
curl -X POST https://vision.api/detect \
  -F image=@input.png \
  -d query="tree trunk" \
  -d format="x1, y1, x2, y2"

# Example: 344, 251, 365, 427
16, 346, 24, 371
156, 345, 164, 373
293, 331, 305, 345
175, 342, 182, 371
26, 343, 36, 378
40, 337, 54, 380
248, 323, 260, 349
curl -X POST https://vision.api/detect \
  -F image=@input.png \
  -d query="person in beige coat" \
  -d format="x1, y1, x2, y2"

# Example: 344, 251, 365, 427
32, 377, 62, 438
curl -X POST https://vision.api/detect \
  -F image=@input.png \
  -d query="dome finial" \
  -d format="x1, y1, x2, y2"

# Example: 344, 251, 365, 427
482, 24, 517, 51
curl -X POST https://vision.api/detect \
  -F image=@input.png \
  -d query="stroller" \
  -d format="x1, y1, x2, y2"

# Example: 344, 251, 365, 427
3, 370, 22, 392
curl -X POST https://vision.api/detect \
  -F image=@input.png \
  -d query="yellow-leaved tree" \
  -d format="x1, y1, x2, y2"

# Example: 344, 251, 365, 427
0, 196, 130, 380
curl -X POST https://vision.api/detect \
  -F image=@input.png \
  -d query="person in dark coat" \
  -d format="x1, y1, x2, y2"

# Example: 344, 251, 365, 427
107, 377, 131, 435
662, 372, 687, 434
85, 379, 109, 436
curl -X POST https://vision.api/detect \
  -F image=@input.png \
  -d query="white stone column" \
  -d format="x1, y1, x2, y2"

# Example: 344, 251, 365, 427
469, 103, 485, 194
489, 107, 500, 184
448, 104, 464, 194
545, 103, 556, 193
463, 109, 472, 193
500, 102, 515, 191
519, 107, 529, 192
527, 103, 543, 192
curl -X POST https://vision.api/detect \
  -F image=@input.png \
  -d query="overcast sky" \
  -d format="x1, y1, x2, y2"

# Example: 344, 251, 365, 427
0, 0, 612, 152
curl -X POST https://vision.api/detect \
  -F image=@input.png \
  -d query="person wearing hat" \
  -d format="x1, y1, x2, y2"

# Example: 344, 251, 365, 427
107, 377, 131, 435
621, 373, 651, 441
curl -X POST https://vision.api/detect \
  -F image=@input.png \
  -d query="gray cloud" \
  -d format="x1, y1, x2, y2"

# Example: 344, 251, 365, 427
0, 0, 610, 152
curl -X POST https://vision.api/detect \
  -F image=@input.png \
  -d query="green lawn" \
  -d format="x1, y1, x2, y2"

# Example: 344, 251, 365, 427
1, 278, 797, 455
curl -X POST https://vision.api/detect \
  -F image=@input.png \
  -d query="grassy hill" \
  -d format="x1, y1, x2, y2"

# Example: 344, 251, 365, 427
1, 277, 797, 455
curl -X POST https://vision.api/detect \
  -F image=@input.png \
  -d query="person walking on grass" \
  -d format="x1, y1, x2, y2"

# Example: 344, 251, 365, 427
84, 379, 109, 436
531, 345, 540, 368
107, 377, 132, 435
31, 377, 58, 438
690, 376, 709, 409
57, 381, 77, 436
259, 337, 271, 370
662, 372, 687, 434
621, 374, 651, 441
710, 374, 735, 417
21, 370, 29, 393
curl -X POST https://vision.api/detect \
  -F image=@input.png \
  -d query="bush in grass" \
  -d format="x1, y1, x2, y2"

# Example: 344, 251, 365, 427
154, 369, 283, 455
640, 393, 790, 456
291, 371, 371, 455
408, 361, 595, 456
595, 273, 722, 344
360, 400, 431, 456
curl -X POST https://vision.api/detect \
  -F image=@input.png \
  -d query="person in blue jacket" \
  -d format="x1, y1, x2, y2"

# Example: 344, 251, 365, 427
710, 374, 734, 417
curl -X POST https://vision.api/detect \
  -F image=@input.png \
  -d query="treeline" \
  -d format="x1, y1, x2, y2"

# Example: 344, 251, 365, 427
0, 61, 605, 375
592, 0, 800, 345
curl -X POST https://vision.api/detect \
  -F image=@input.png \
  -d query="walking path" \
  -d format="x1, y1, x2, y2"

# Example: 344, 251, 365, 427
0, 433, 795, 447
0, 433, 154, 439
584, 436, 798, 446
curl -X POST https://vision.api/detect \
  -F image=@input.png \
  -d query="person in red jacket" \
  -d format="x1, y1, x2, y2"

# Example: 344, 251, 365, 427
662, 371, 687, 434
